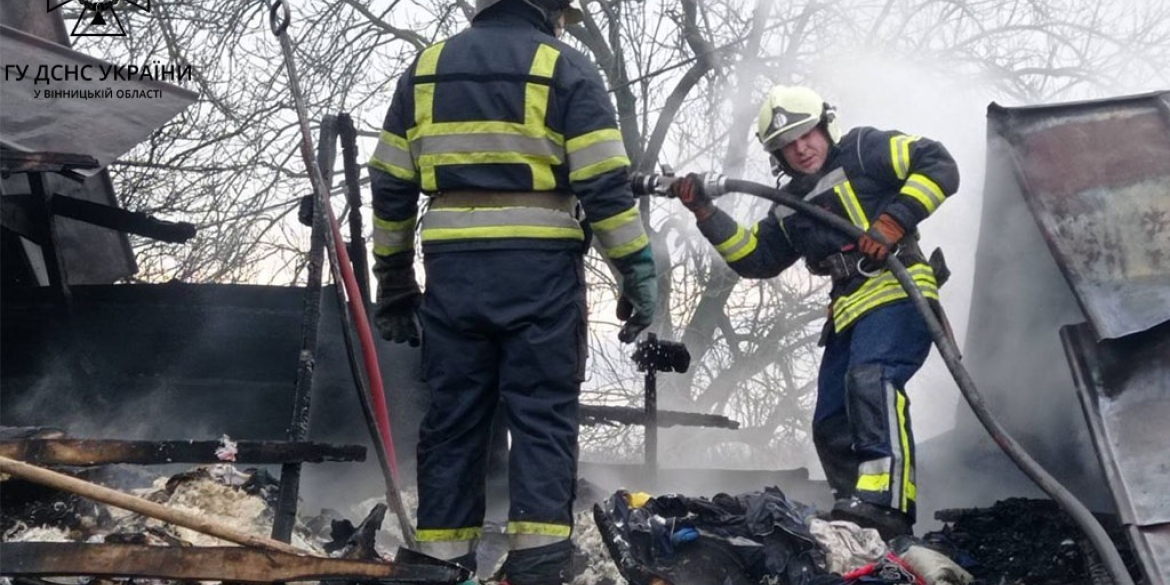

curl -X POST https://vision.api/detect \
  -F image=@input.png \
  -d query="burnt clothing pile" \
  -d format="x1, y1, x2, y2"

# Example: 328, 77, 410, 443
593, 486, 935, 585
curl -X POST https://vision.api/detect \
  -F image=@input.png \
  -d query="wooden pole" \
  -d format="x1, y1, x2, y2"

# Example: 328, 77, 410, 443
0, 455, 307, 557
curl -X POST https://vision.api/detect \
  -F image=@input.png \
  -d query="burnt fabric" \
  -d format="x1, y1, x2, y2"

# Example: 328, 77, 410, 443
415, 248, 586, 545
594, 487, 846, 585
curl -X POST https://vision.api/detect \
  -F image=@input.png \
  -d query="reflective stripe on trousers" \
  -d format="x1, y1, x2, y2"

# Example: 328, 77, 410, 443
813, 300, 931, 520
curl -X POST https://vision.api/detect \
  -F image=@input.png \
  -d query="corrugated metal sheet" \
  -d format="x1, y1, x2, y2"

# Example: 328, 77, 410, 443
987, 92, 1170, 340
1062, 322, 1170, 585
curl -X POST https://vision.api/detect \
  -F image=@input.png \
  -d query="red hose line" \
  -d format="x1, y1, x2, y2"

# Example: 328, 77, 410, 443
324, 204, 400, 478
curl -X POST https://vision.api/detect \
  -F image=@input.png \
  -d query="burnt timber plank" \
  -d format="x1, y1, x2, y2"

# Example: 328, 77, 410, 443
0, 543, 461, 583
0, 439, 365, 466
581, 404, 740, 429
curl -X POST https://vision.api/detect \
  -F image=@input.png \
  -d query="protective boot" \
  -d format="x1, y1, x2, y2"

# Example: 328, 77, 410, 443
394, 547, 476, 581
491, 540, 573, 585
830, 497, 912, 541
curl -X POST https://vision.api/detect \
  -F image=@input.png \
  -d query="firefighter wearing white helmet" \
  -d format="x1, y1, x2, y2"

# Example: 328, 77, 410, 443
370, 0, 654, 581
670, 85, 960, 540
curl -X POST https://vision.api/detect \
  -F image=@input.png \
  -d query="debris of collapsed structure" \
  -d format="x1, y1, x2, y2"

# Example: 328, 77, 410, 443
591, 486, 1146, 585
926, 498, 1141, 585
0, 459, 624, 584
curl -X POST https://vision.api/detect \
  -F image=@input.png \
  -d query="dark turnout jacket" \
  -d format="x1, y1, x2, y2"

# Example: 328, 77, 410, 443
697, 127, 960, 331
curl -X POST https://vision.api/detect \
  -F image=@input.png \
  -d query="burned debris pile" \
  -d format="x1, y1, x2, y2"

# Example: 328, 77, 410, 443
591, 487, 1147, 585
924, 498, 1141, 585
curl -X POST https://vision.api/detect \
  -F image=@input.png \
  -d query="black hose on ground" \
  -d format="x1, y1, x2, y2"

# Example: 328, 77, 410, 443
712, 177, 1133, 585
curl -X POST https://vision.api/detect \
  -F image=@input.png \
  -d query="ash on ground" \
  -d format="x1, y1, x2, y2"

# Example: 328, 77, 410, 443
923, 498, 1141, 585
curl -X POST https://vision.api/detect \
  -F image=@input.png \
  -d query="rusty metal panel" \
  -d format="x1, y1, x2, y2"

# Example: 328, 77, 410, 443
988, 92, 1170, 339
1062, 321, 1170, 585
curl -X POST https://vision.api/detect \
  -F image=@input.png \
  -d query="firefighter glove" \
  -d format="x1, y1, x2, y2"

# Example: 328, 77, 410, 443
373, 254, 421, 346
613, 247, 657, 344
857, 213, 905, 262
669, 173, 714, 219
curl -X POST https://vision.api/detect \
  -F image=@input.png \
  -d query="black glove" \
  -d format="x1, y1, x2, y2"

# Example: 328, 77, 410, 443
668, 173, 714, 219
373, 254, 421, 346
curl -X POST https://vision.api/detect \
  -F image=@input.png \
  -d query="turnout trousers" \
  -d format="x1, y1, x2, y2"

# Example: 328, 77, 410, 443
414, 248, 587, 563
813, 299, 932, 521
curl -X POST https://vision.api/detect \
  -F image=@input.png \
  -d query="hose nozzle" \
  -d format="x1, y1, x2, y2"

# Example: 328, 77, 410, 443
630, 172, 729, 198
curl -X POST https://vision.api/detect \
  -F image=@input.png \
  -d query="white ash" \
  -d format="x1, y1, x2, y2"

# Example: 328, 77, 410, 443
4, 522, 72, 543
570, 508, 623, 584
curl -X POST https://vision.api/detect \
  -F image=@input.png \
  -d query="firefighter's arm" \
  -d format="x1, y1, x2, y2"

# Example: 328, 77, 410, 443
559, 50, 656, 341
868, 129, 961, 232
368, 70, 422, 344
697, 207, 799, 279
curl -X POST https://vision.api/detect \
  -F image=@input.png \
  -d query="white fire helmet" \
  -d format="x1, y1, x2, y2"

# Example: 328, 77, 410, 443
755, 85, 841, 153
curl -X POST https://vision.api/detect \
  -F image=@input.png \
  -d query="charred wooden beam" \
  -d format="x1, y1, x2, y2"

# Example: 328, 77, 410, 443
0, 543, 463, 583
0, 151, 100, 176
51, 195, 196, 243
0, 439, 365, 466
581, 404, 740, 429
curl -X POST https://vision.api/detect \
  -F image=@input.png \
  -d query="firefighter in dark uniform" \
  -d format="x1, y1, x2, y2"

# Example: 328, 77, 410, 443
368, 0, 656, 582
669, 85, 959, 540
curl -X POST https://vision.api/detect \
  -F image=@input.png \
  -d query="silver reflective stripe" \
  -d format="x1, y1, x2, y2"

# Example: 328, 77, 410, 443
373, 226, 412, 250
421, 206, 581, 232
886, 382, 906, 511
412, 132, 564, 160
594, 216, 646, 253
567, 139, 626, 172
813, 168, 847, 194
417, 539, 477, 560
717, 225, 756, 262
509, 533, 569, 551
858, 457, 892, 477
373, 135, 414, 170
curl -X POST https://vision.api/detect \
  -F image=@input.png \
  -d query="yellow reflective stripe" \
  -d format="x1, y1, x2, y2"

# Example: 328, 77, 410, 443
570, 155, 630, 182
422, 225, 584, 242
834, 180, 869, 230
416, 527, 482, 542
373, 216, 416, 256
566, 128, 621, 152
507, 521, 572, 537
857, 473, 891, 492
897, 390, 914, 511
413, 43, 445, 128
370, 158, 416, 182
715, 224, 759, 263
831, 265, 938, 331
370, 130, 416, 181
607, 233, 649, 258
409, 121, 564, 143
592, 206, 638, 232
526, 44, 559, 125
523, 45, 559, 190
888, 135, 917, 180
901, 173, 946, 214
593, 206, 650, 258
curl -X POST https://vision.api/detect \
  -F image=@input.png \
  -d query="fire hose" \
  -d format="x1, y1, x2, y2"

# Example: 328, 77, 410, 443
632, 172, 1134, 585
268, 0, 414, 548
